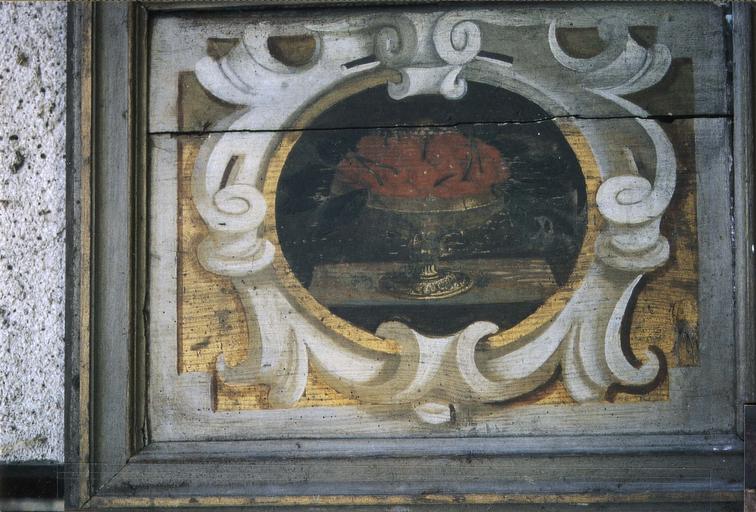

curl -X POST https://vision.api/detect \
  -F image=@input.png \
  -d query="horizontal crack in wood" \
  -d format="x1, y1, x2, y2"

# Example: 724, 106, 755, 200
149, 113, 732, 137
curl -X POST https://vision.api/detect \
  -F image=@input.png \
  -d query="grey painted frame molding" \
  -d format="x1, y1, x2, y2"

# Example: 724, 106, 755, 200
734, 3, 756, 437
65, 2, 753, 510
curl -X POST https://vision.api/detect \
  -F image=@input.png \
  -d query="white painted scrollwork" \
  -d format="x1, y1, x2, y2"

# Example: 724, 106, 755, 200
377, 13, 482, 100
433, 15, 482, 65
191, 136, 275, 277
548, 16, 676, 272
189, 11, 678, 423
373, 15, 418, 66
548, 16, 672, 96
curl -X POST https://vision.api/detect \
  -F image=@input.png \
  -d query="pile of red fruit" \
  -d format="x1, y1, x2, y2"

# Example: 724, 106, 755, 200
335, 129, 510, 199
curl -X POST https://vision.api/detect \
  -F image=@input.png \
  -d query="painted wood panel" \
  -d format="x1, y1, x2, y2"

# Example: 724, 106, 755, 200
170, 118, 699, 412
145, 3, 732, 442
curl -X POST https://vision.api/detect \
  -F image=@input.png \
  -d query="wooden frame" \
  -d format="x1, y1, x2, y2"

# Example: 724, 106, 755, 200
65, 2, 753, 510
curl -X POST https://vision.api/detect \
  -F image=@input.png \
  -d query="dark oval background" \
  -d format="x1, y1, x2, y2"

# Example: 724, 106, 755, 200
275, 82, 587, 336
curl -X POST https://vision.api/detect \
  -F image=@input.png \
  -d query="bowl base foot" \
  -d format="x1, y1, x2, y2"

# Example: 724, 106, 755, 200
380, 265, 473, 300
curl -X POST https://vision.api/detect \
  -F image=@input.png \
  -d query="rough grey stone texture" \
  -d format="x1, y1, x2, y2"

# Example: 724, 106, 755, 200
0, 2, 66, 462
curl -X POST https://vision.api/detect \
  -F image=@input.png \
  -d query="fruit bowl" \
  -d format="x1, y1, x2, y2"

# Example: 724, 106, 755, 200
335, 128, 511, 300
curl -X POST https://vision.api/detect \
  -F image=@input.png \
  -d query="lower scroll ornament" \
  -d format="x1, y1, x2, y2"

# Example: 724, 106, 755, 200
187, 12, 677, 424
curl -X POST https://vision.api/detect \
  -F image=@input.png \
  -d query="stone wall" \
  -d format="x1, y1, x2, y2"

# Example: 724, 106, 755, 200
0, 2, 66, 463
